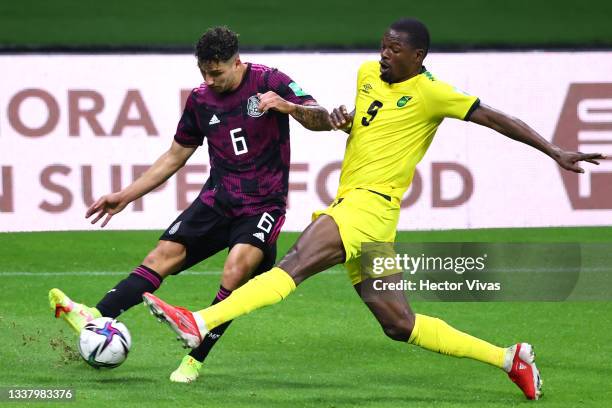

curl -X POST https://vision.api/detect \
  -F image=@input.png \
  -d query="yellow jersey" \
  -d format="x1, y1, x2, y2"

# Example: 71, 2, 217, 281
337, 61, 479, 202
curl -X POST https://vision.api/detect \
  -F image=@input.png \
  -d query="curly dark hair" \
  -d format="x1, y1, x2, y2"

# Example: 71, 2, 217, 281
195, 26, 239, 64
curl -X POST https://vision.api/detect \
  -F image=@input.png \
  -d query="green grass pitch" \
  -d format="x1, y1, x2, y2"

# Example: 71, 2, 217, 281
1, 227, 611, 407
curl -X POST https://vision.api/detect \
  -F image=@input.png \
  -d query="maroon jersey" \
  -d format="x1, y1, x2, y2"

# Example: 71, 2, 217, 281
175, 63, 315, 217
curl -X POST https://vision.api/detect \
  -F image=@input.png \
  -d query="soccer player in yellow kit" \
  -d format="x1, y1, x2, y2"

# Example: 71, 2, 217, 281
143, 18, 605, 400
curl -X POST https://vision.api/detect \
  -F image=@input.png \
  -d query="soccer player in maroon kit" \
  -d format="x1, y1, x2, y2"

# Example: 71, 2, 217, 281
48, 26, 332, 382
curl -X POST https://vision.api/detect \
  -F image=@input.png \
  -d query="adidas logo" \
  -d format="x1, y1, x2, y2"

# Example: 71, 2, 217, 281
169, 221, 181, 235
209, 114, 220, 125
518, 363, 527, 370
252, 232, 265, 242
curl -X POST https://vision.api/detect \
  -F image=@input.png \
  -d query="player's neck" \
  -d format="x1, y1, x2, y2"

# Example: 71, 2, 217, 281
228, 62, 248, 92
391, 64, 424, 84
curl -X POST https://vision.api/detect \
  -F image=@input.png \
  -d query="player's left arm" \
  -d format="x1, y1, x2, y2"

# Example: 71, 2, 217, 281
469, 104, 606, 173
258, 91, 333, 131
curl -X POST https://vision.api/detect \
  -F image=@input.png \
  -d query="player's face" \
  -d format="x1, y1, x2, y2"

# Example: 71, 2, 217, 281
198, 56, 242, 93
379, 29, 424, 83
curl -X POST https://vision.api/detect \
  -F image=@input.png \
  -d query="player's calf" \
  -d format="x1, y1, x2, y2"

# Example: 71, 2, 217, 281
358, 288, 416, 342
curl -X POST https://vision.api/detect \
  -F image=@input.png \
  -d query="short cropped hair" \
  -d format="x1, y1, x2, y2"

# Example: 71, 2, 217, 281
390, 18, 430, 55
195, 26, 239, 63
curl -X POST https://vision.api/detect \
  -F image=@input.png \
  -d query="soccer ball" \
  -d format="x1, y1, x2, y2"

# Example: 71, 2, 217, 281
78, 317, 131, 368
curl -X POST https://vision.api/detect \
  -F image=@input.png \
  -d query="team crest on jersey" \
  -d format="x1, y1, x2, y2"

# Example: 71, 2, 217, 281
247, 95, 265, 118
362, 83, 373, 94
397, 96, 412, 107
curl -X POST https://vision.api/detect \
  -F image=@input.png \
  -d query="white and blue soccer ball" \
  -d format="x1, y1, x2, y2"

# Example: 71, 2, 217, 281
78, 317, 131, 368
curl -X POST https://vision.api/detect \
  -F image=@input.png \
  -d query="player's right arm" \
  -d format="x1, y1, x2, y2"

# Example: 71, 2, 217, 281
87, 89, 204, 227
86, 141, 197, 227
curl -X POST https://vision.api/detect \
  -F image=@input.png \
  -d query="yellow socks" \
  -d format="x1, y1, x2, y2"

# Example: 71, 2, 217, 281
408, 314, 506, 369
197, 267, 296, 331
194, 270, 506, 370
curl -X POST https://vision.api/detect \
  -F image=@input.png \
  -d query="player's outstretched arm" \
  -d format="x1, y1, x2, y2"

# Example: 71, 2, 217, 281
469, 104, 606, 173
85, 141, 197, 227
290, 101, 333, 131
258, 91, 333, 131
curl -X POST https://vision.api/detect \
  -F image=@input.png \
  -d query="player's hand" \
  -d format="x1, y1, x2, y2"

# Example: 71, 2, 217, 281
330, 105, 354, 131
257, 91, 295, 114
555, 151, 607, 173
85, 192, 129, 227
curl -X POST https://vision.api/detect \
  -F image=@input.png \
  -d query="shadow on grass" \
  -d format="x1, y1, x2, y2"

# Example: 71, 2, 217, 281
190, 369, 517, 406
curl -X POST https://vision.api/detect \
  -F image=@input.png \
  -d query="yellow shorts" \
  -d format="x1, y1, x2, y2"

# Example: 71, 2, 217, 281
312, 188, 400, 285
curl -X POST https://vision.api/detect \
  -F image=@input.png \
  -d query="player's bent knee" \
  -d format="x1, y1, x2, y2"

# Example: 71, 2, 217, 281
142, 241, 186, 277
149, 241, 186, 261
222, 263, 252, 290
381, 317, 414, 342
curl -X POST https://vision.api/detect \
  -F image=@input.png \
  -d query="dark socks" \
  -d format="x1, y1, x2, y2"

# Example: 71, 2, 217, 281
96, 265, 162, 318
189, 286, 234, 362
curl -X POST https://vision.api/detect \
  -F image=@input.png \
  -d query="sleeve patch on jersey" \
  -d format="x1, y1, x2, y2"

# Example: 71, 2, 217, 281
288, 82, 308, 97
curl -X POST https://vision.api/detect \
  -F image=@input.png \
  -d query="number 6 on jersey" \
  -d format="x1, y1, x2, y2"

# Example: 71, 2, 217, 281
230, 128, 248, 155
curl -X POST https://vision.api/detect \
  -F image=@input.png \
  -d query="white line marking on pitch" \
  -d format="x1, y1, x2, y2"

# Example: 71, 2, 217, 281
0, 269, 346, 277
